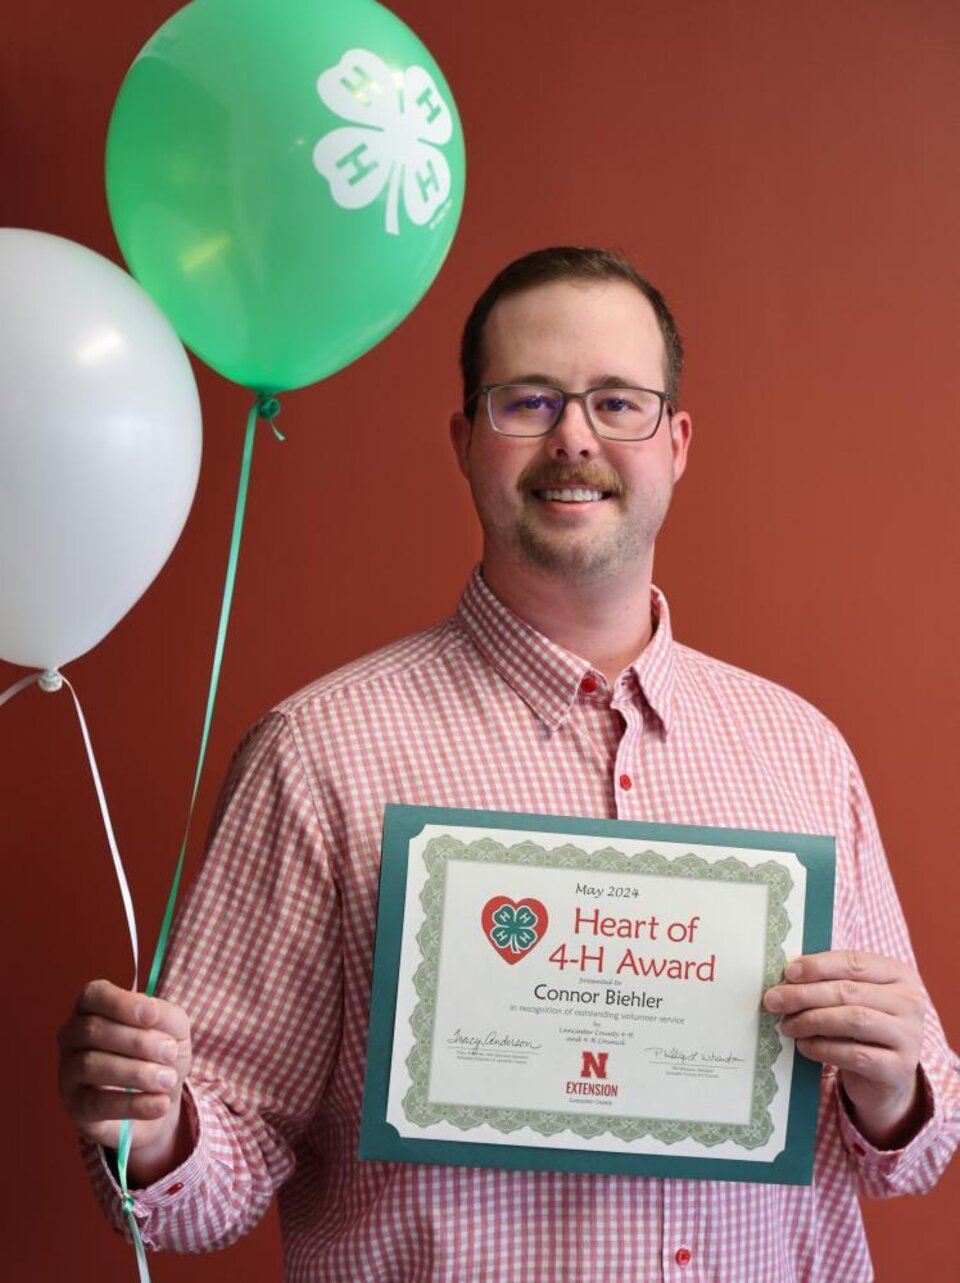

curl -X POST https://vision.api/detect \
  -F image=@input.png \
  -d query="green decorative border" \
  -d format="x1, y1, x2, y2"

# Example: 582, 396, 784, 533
401, 835, 792, 1150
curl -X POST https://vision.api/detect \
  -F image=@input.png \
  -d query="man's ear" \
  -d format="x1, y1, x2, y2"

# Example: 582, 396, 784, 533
450, 411, 473, 478
669, 409, 692, 482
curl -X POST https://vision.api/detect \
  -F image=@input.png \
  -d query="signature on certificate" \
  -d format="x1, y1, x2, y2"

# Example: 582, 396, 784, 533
644, 1045, 746, 1066
447, 1027, 543, 1053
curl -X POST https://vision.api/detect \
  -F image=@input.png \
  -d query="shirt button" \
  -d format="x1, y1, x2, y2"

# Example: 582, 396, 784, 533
619, 773, 633, 790
580, 675, 598, 694
851, 1142, 866, 1157
163, 1182, 184, 1197
675, 1247, 692, 1267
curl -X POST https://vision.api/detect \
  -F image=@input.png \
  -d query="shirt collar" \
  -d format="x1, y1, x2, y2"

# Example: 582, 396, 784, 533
630, 586, 677, 736
456, 567, 678, 736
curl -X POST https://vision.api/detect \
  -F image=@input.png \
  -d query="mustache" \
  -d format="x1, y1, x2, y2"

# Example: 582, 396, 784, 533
519, 461, 624, 496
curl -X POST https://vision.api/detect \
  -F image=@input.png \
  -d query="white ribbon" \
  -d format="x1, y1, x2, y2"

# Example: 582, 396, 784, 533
0, 670, 139, 988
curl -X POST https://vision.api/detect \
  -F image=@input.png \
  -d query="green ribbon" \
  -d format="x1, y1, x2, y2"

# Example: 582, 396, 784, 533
117, 392, 282, 1278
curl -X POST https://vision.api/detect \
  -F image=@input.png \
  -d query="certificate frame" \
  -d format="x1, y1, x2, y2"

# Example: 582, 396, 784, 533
360, 805, 835, 1185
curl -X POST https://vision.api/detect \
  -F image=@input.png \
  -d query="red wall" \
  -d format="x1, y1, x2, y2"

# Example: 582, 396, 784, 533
3, 2, 956, 1278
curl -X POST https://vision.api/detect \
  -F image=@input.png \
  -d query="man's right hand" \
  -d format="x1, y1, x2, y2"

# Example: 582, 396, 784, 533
57, 979, 193, 1184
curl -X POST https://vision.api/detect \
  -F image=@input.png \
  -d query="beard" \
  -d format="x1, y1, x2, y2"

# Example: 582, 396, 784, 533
512, 500, 666, 579
508, 460, 674, 581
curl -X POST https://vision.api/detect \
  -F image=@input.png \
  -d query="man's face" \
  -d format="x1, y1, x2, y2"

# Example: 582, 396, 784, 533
451, 279, 692, 585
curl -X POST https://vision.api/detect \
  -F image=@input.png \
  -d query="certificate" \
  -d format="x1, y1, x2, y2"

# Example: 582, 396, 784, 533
360, 806, 835, 1185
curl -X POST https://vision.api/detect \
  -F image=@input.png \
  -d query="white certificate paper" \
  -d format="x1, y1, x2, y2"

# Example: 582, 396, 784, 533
361, 807, 835, 1185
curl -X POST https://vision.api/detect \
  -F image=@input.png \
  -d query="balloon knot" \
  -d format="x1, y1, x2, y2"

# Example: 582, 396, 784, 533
121, 1192, 135, 1216
38, 669, 63, 693
255, 394, 281, 422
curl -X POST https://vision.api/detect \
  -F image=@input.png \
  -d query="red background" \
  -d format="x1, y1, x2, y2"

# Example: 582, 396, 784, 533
2, 1, 957, 1277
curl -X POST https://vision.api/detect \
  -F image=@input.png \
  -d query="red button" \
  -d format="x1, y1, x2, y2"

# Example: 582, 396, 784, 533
619, 773, 632, 790
580, 675, 597, 694
851, 1143, 866, 1157
164, 1182, 184, 1197
675, 1247, 692, 1267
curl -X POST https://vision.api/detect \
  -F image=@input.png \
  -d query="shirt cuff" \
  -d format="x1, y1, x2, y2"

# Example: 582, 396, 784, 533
87, 1082, 209, 1246
835, 1064, 938, 1185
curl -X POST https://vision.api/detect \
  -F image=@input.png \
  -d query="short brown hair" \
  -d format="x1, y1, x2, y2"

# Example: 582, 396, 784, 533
460, 246, 684, 415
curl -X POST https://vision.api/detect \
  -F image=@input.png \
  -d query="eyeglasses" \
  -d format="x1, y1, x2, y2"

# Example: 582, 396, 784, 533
471, 383, 671, 442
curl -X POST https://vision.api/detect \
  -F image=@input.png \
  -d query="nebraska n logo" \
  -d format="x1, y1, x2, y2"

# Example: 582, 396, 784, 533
580, 1050, 609, 1080
567, 1049, 618, 1098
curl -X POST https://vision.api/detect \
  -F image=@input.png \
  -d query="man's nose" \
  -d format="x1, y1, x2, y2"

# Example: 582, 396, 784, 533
545, 397, 599, 460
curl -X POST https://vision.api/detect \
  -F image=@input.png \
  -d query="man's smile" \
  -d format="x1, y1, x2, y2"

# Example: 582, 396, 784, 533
533, 486, 611, 503
521, 463, 624, 508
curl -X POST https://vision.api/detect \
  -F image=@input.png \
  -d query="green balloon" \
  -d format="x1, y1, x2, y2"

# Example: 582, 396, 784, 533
106, 0, 465, 391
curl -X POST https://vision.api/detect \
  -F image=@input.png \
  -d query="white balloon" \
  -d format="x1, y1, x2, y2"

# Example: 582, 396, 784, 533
0, 230, 201, 670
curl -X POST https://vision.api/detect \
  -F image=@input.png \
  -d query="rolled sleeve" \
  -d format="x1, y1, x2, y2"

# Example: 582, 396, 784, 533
834, 754, 960, 1195
835, 1064, 959, 1197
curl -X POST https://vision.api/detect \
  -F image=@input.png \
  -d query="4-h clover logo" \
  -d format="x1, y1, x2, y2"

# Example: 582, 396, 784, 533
481, 896, 549, 965
491, 902, 539, 953
313, 48, 454, 236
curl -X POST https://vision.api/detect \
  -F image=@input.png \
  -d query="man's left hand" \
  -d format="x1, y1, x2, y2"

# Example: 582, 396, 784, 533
763, 950, 926, 1148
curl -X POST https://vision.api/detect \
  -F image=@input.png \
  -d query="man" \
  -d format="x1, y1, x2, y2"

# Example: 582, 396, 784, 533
59, 248, 956, 1280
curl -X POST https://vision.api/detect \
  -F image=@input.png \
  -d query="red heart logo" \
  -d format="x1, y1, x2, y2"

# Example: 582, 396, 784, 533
481, 895, 549, 965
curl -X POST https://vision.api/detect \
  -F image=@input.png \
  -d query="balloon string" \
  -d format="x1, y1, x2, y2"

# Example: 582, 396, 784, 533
62, 675, 140, 990
0, 671, 49, 707
2, 669, 146, 1271
0, 671, 139, 986
115, 392, 281, 1277
146, 394, 266, 993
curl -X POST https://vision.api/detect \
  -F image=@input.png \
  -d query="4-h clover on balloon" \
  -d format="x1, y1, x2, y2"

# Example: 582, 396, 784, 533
314, 50, 454, 236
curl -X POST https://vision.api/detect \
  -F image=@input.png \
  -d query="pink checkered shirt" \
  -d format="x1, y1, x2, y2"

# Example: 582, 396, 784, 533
87, 571, 958, 1281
